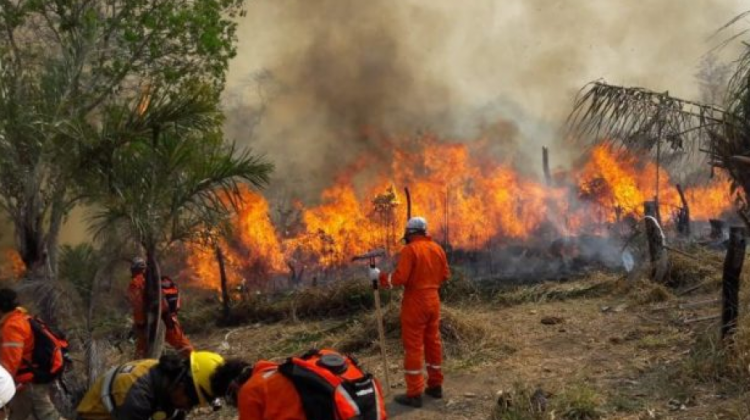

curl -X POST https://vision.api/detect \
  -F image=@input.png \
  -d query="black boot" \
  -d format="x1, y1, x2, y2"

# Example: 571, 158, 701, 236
394, 394, 423, 408
425, 386, 443, 399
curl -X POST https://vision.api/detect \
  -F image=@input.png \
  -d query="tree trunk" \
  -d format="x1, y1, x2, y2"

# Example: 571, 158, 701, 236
216, 246, 231, 322
145, 247, 164, 358
721, 226, 747, 342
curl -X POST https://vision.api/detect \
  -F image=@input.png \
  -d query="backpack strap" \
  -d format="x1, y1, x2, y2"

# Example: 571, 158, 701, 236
100, 365, 123, 415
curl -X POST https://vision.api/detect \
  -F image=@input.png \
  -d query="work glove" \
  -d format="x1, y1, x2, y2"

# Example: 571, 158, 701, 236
368, 267, 381, 281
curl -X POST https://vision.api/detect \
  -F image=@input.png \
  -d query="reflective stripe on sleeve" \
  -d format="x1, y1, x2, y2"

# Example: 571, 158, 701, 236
404, 370, 422, 375
387, 274, 393, 289
427, 365, 441, 370
1, 342, 23, 348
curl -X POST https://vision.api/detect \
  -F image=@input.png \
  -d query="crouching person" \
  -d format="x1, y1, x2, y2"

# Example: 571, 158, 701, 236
76, 351, 224, 420
211, 348, 387, 420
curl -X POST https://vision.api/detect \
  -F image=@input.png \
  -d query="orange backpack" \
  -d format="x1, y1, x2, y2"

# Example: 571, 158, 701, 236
278, 349, 387, 420
18, 316, 70, 384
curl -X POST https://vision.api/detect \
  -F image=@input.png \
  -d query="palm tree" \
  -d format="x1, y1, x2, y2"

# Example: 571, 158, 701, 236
566, 19, 750, 225
82, 84, 273, 357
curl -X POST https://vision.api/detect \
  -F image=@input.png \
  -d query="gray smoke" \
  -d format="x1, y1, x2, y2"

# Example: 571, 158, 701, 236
225, 0, 744, 201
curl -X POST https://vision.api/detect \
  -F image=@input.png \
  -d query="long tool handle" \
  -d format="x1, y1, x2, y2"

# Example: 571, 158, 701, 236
371, 261, 391, 395
404, 187, 412, 221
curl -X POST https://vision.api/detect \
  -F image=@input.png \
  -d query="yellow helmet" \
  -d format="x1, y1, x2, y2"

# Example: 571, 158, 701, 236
190, 351, 224, 406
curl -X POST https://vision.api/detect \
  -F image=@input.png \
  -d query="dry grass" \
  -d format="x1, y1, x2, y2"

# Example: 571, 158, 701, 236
494, 273, 617, 307
488, 383, 603, 420
489, 384, 547, 420
180, 280, 393, 332
666, 249, 723, 290
613, 278, 674, 305
553, 384, 604, 420
339, 302, 495, 358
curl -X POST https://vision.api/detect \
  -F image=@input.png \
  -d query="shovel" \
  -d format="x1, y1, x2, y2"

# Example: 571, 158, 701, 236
352, 249, 391, 394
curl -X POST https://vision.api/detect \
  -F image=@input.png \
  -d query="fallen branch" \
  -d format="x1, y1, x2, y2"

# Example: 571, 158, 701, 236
677, 282, 713, 297
683, 314, 721, 324
650, 298, 720, 311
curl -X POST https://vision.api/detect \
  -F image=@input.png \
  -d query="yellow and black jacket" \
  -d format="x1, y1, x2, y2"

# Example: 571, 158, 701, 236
77, 359, 182, 420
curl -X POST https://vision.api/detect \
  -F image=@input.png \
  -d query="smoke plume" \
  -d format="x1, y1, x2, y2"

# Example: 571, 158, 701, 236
225, 0, 745, 201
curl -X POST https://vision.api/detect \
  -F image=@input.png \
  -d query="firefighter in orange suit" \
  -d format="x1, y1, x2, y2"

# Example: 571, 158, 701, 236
0, 288, 62, 420
369, 217, 450, 408
210, 349, 387, 420
128, 258, 194, 358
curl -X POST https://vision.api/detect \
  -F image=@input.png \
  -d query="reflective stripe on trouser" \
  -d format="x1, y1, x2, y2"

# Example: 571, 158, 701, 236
164, 318, 194, 358
401, 291, 443, 397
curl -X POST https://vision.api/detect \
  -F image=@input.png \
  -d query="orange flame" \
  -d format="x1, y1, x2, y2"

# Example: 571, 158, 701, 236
0, 249, 25, 281
185, 187, 284, 291
186, 135, 735, 290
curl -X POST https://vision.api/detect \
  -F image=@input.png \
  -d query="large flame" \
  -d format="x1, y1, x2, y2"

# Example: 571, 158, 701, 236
186, 136, 735, 290
186, 187, 285, 291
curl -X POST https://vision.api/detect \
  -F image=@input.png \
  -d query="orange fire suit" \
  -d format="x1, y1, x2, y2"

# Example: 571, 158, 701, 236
128, 274, 193, 358
0, 307, 33, 383
379, 235, 450, 397
237, 361, 307, 420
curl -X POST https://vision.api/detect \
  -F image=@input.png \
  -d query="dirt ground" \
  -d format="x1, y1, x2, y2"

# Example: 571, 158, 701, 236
180, 274, 745, 420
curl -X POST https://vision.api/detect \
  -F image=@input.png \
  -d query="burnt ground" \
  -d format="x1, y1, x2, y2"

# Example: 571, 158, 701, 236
176, 272, 750, 420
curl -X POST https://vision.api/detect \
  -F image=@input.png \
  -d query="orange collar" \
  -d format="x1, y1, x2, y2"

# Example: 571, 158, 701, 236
0, 307, 27, 325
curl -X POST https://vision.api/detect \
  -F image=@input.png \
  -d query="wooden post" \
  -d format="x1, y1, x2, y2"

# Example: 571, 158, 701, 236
644, 201, 668, 283
216, 246, 231, 322
675, 184, 691, 237
721, 227, 747, 341
542, 146, 552, 186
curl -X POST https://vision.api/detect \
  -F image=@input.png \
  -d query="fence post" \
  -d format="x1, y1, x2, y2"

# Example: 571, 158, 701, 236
644, 201, 668, 283
722, 226, 747, 342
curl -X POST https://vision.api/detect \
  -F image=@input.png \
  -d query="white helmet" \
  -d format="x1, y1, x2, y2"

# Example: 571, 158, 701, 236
406, 217, 427, 233
0, 365, 15, 408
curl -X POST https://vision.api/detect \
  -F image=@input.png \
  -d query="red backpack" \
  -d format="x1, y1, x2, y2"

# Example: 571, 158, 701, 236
278, 349, 387, 420
18, 316, 70, 383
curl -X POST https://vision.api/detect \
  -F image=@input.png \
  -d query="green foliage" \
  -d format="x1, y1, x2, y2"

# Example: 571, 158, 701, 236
83, 86, 273, 249
58, 244, 99, 306
0, 0, 250, 269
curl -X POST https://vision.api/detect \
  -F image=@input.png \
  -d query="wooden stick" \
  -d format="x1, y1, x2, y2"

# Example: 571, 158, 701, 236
684, 314, 721, 324
371, 276, 391, 395
404, 187, 412, 222
651, 298, 720, 311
